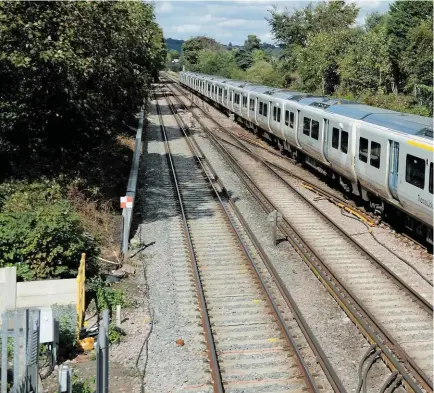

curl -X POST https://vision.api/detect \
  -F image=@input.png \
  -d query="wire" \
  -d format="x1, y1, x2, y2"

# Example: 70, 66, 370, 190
356, 347, 381, 393
379, 372, 398, 393
356, 344, 376, 393
362, 350, 381, 393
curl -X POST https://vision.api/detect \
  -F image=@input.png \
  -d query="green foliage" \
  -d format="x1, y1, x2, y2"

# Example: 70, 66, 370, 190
386, 1, 433, 91
244, 35, 261, 52
72, 375, 95, 393
234, 49, 253, 71
0, 2, 166, 178
58, 313, 77, 355
340, 21, 391, 94
182, 36, 221, 66
89, 277, 128, 312
0, 181, 98, 280
108, 324, 125, 344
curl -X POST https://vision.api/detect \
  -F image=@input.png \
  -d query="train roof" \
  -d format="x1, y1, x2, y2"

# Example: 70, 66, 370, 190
327, 104, 433, 139
183, 72, 433, 139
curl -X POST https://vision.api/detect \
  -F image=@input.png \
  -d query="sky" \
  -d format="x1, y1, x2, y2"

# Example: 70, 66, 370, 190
154, 0, 394, 45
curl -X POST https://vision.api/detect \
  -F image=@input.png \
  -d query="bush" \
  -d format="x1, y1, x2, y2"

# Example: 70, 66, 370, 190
0, 181, 98, 280
88, 277, 128, 313
362, 93, 431, 116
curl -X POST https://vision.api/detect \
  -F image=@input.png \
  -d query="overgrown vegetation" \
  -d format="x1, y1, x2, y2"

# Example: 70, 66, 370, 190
88, 276, 128, 313
72, 374, 95, 393
179, 0, 432, 115
0, 2, 166, 279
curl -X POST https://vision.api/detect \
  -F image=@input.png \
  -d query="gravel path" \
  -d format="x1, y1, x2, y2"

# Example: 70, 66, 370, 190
130, 99, 211, 393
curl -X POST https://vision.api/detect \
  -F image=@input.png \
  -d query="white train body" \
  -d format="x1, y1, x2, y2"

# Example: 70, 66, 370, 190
179, 72, 434, 243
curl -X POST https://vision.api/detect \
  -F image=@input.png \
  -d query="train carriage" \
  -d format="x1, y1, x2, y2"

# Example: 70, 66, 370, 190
179, 71, 433, 244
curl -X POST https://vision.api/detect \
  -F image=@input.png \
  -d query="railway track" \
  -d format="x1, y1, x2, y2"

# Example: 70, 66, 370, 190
163, 79, 433, 393
153, 87, 339, 393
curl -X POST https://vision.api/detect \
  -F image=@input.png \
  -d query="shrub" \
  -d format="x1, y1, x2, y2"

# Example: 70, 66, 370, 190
0, 181, 98, 280
88, 277, 128, 312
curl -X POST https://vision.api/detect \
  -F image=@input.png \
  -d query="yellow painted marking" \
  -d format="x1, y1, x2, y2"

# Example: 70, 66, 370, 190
267, 337, 279, 343
252, 299, 262, 304
408, 140, 434, 152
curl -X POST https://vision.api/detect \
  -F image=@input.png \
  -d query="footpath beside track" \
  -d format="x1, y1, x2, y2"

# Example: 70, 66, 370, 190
154, 86, 337, 393
163, 77, 433, 393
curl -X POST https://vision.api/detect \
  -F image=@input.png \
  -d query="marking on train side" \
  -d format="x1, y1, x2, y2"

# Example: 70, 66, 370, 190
408, 140, 434, 152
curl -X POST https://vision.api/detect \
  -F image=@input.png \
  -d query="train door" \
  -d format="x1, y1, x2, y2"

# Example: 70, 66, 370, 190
388, 140, 400, 200
323, 118, 330, 161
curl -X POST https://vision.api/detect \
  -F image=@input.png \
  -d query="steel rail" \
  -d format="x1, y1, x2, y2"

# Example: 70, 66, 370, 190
168, 80, 433, 311
163, 89, 322, 393
165, 81, 432, 393
154, 91, 224, 393
165, 87, 347, 393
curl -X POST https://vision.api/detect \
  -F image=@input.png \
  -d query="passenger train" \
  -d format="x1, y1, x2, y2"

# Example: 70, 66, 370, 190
179, 71, 434, 246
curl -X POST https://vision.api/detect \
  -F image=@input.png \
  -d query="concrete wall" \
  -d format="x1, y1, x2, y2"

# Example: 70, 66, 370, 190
16, 278, 76, 309
0, 267, 76, 316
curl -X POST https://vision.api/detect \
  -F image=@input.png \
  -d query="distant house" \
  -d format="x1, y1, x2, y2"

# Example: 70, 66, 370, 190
172, 59, 179, 63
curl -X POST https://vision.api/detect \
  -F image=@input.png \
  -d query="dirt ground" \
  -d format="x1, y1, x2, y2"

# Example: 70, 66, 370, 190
42, 258, 149, 393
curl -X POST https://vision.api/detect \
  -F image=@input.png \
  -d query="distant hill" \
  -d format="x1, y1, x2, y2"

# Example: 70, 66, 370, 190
165, 38, 184, 53
165, 37, 281, 57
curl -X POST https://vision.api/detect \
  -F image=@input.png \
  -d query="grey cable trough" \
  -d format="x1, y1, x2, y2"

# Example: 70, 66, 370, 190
121, 108, 144, 257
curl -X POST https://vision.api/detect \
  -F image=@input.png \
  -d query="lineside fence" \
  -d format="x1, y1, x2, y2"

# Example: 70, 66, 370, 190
121, 108, 145, 257
0, 310, 40, 393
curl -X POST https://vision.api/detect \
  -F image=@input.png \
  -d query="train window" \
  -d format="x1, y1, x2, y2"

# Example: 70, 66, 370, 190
332, 128, 339, 149
259, 102, 263, 115
406, 154, 425, 189
263, 103, 268, 117
230, 91, 233, 102
273, 106, 277, 121
341, 131, 348, 154
208, 85, 210, 92
359, 137, 368, 163
242, 96, 247, 108
311, 120, 319, 140
285, 111, 289, 126
290, 112, 294, 128
303, 117, 311, 136
249, 99, 255, 111
277, 108, 281, 123
370, 141, 381, 168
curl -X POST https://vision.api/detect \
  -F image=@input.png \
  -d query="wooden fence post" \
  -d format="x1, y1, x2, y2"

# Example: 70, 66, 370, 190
76, 253, 86, 340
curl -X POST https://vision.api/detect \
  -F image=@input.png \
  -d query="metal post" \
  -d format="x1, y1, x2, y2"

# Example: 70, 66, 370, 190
58, 365, 72, 393
267, 210, 282, 246
13, 312, 19, 387
26, 310, 40, 393
1, 315, 8, 393
102, 310, 109, 393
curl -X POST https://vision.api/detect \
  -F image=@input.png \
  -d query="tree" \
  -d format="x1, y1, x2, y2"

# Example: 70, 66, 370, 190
235, 49, 253, 71
182, 36, 221, 66
297, 28, 362, 94
0, 2, 166, 177
194, 49, 237, 78
268, 1, 358, 49
386, 1, 433, 92
365, 12, 385, 32
402, 19, 433, 89
340, 22, 392, 94
244, 35, 261, 52
167, 49, 180, 61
